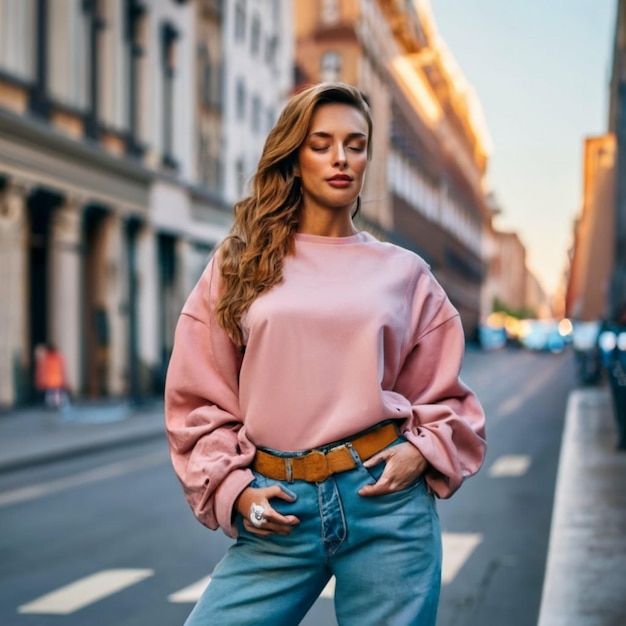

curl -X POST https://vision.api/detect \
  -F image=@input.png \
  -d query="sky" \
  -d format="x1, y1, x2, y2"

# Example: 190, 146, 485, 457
429, 0, 617, 298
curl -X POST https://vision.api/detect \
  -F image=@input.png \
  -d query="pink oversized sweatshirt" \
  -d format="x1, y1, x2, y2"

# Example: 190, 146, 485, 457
165, 231, 486, 537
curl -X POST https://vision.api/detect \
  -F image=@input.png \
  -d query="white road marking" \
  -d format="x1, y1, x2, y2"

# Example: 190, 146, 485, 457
488, 454, 532, 477
497, 394, 525, 416
441, 532, 483, 584
320, 577, 336, 598
167, 574, 337, 604
18, 569, 154, 615
22, 530, 483, 615
495, 367, 558, 419
168, 576, 212, 603
167, 532, 484, 607
0, 451, 168, 507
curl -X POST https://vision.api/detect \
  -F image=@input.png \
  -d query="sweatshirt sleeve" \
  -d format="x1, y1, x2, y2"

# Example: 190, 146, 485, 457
395, 268, 487, 499
164, 255, 255, 538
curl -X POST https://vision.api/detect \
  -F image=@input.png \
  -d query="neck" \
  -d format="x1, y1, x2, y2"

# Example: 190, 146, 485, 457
298, 209, 357, 238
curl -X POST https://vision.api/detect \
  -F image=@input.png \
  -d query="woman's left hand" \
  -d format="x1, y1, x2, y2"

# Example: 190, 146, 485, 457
357, 441, 428, 496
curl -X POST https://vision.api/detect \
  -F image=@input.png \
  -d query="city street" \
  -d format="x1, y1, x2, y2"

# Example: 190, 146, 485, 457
0, 348, 577, 626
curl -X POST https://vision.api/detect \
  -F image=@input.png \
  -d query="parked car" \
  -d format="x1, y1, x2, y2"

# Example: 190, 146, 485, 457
572, 320, 601, 385
519, 319, 566, 353
478, 324, 507, 351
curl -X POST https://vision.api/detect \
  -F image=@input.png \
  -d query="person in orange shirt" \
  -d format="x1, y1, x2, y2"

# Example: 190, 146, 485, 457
35, 344, 68, 409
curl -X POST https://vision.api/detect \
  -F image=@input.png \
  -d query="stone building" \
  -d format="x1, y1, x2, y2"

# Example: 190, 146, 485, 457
0, 0, 266, 408
222, 0, 293, 203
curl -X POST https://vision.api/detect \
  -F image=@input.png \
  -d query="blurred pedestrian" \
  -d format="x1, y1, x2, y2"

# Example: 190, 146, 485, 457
165, 82, 486, 626
35, 343, 69, 410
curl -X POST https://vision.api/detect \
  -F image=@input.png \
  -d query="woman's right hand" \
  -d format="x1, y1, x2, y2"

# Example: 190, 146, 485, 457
235, 485, 300, 536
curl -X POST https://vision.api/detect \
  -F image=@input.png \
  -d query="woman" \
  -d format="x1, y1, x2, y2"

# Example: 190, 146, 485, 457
165, 82, 486, 626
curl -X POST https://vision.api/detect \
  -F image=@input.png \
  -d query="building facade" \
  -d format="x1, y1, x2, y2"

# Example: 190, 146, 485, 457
608, 0, 626, 318
568, 0, 625, 323
222, 0, 293, 203
0, 0, 237, 408
565, 135, 616, 321
489, 231, 528, 314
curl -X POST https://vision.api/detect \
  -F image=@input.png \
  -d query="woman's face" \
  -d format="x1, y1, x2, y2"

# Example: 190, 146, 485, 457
295, 102, 368, 216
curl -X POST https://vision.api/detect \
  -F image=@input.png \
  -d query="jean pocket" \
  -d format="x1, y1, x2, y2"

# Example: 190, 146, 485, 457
354, 444, 425, 497
360, 461, 424, 494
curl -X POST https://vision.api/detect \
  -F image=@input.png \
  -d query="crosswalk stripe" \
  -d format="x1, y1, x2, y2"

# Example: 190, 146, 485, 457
18, 532, 484, 614
441, 532, 482, 584
168, 575, 212, 603
17, 569, 154, 615
320, 577, 336, 598
165, 532, 483, 606
488, 454, 532, 477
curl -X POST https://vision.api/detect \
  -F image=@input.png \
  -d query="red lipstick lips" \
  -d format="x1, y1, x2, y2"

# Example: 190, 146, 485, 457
327, 174, 353, 187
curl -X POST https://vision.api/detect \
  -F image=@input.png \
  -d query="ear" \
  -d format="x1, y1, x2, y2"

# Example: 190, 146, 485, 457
292, 162, 301, 177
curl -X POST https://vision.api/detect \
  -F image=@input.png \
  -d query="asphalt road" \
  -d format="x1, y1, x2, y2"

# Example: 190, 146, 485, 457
0, 348, 577, 626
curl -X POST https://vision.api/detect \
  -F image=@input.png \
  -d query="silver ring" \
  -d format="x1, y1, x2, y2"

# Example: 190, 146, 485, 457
249, 503, 266, 528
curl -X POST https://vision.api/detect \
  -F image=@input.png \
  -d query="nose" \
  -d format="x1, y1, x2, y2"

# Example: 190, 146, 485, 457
332, 142, 347, 167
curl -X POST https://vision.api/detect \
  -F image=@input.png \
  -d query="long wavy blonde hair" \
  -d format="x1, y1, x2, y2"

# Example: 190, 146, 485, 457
216, 82, 373, 344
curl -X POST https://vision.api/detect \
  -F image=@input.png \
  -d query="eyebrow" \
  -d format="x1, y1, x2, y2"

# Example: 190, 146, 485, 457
308, 131, 367, 140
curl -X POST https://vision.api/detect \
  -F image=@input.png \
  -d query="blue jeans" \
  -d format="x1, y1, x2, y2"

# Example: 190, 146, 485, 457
184, 438, 442, 626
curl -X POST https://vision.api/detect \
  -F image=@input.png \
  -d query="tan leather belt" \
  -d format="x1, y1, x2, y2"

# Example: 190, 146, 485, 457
252, 422, 399, 483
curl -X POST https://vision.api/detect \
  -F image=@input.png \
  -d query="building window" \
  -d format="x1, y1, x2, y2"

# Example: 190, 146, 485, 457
320, 0, 340, 24
199, 132, 211, 187
235, 157, 245, 197
266, 107, 275, 133
123, 0, 148, 155
82, 0, 106, 139
47, 0, 90, 110
161, 21, 179, 169
320, 51, 341, 82
199, 131, 222, 190
198, 43, 222, 111
236, 78, 246, 120
251, 94, 261, 133
199, 45, 213, 107
234, 0, 246, 41
250, 13, 260, 56
265, 34, 278, 68
0, 0, 36, 81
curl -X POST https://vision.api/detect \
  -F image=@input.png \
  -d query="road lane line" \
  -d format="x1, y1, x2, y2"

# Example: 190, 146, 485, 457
495, 365, 559, 419
488, 454, 532, 477
168, 576, 212, 603
441, 532, 482, 584
17, 569, 154, 615
0, 451, 168, 507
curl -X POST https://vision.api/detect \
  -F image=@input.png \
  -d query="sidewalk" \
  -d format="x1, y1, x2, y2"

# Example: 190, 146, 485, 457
1, 389, 625, 624
0, 399, 165, 472
537, 386, 626, 625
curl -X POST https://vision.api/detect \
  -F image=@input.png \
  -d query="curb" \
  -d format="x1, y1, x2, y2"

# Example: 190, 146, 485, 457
537, 387, 626, 625
0, 423, 165, 474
